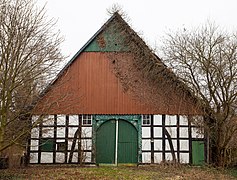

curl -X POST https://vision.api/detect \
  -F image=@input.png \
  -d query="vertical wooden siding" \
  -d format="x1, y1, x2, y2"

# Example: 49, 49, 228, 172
77, 52, 147, 114
34, 52, 199, 115
35, 52, 144, 114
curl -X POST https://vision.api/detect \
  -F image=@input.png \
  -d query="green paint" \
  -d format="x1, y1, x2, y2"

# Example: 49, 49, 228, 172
84, 24, 129, 52
41, 139, 54, 151
192, 141, 205, 165
118, 120, 138, 163
95, 115, 140, 131
96, 120, 116, 164
94, 115, 140, 165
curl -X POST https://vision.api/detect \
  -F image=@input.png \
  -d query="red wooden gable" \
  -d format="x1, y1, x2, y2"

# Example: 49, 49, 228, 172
34, 13, 201, 115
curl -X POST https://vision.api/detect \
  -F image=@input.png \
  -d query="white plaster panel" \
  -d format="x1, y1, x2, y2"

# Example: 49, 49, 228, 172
57, 127, 65, 138
81, 139, 92, 150
56, 152, 65, 163
42, 115, 54, 126
71, 152, 78, 163
165, 153, 174, 161
42, 127, 54, 138
180, 116, 189, 125
56, 139, 65, 143
166, 127, 177, 138
142, 140, 151, 150
81, 127, 92, 138
82, 152, 92, 162
165, 140, 177, 151
30, 140, 39, 151
32, 115, 40, 124
41, 152, 53, 163
30, 153, 38, 163
69, 115, 79, 125
142, 127, 150, 138
67, 139, 73, 151
180, 153, 189, 163
154, 115, 162, 125
165, 115, 177, 125
192, 127, 204, 138
154, 140, 162, 151
142, 152, 151, 163
68, 127, 78, 138
154, 153, 162, 163
31, 127, 39, 138
154, 127, 162, 137
180, 140, 189, 151
67, 139, 78, 151
179, 127, 189, 138
57, 115, 66, 125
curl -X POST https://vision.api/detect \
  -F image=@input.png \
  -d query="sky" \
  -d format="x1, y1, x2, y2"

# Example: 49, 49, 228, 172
38, 0, 237, 61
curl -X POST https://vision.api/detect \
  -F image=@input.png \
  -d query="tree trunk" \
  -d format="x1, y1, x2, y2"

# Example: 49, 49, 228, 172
209, 126, 228, 167
0, 119, 6, 156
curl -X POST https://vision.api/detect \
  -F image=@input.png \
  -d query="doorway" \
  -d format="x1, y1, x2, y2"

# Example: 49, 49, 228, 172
96, 119, 138, 165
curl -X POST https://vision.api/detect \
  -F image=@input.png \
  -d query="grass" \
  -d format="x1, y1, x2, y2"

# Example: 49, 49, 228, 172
227, 168, 237, 178
0, 165, 237, 180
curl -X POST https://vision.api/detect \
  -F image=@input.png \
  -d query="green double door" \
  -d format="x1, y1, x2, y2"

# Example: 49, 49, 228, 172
96, 119, 138, 164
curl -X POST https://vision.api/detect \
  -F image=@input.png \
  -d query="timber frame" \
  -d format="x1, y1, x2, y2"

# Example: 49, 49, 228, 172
29, 12, 206, 165
29, 114, 206, 165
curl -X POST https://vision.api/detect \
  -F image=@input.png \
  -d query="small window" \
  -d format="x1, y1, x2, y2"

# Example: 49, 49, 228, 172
82, 115, 92, 125
57, 142, 66, 151
142, 115, 151, 125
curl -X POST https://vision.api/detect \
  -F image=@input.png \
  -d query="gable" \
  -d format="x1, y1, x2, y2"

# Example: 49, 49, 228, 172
33, 13, 202, 115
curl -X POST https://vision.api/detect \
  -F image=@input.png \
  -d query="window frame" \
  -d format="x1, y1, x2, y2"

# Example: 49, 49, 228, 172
82, 115, 92, 125
142, 115, 151, 125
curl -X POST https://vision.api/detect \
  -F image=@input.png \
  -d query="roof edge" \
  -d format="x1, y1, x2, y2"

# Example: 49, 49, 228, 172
39, 13, 120, 98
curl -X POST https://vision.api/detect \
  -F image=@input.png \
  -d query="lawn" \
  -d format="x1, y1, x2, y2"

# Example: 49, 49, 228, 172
0, 165, 236, 180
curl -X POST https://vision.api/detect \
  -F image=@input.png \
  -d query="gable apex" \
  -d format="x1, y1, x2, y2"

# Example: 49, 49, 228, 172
39, 12, 128, 97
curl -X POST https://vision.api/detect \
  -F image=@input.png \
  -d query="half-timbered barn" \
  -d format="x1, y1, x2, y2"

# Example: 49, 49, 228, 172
29, 12, 206, 165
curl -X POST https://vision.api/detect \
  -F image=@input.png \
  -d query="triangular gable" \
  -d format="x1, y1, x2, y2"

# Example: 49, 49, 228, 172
34, 12, 201, 115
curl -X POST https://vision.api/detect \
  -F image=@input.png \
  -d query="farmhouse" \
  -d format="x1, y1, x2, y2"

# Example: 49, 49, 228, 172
29, 12, 206, 165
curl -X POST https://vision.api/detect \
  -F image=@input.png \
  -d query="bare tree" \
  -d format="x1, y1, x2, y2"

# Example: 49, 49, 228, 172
162, 23, 237, 166
0, 0, 64, 155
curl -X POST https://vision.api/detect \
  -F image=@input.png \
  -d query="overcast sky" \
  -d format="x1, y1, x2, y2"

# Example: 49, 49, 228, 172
38, 0, 237, 61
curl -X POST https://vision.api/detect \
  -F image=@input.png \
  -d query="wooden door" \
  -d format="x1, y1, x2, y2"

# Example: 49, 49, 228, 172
118, 120, 138, 163
96, 119, 138, 164
96, 120, 116, 164
192, 140, 205, 165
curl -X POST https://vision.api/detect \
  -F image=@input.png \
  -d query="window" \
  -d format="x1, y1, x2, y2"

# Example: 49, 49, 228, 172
57, 142, 66, 151
82, 115, 92, 125
142, 115, 151, 125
